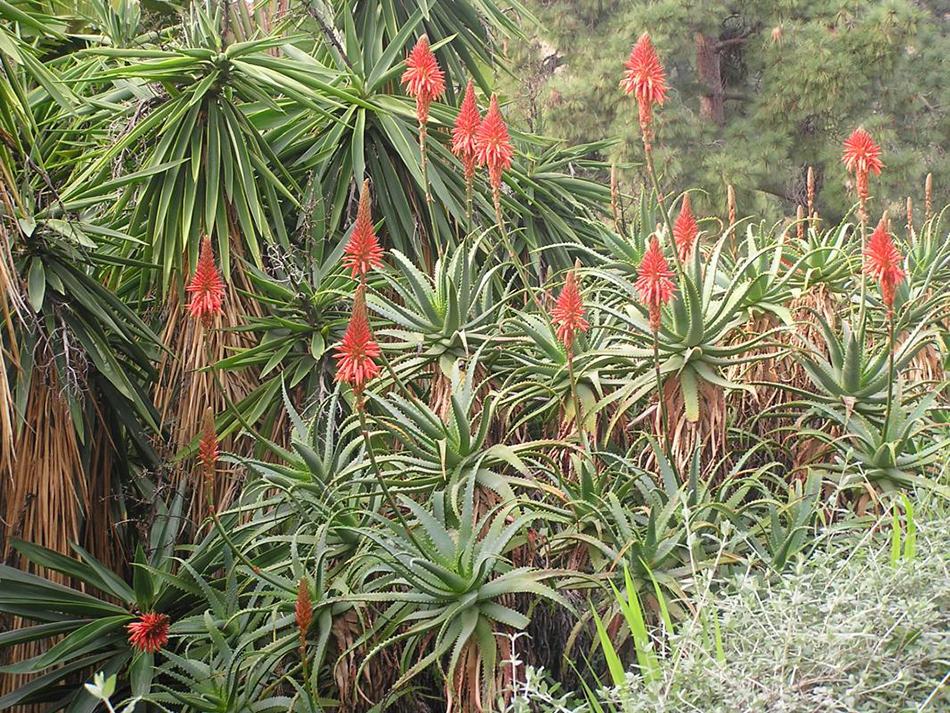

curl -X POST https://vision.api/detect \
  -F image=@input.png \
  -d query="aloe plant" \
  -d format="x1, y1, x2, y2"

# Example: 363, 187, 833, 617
347, 474, 569, 706
368, 243, 504, 379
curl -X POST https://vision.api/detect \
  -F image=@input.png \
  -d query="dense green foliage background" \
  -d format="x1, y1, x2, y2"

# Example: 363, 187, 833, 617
505, 0, 950, 220
0, 0, 948, 711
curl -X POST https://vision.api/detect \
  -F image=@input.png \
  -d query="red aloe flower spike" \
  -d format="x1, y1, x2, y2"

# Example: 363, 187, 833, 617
635, 236, 676, 332
842, 127, 883, 212
342, 180, 384, 279
673, 194, 699, 261
127, 612, 170, 654
334, 287, 381, 392
296, 577, 312, 647
475, 94, 514, 193
199, 407, 217, 512
842, 127, 884, 178
452, 79, 481, 181
551, 270, 590, 348
864, 215, 905, 310
186, 236, 225, 327
620, 32, 668, 141
401, 35, 445, 126
198, 408, 218, 475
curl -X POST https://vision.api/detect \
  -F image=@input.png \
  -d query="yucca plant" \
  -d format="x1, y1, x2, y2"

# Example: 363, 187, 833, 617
0, 493, 188, 710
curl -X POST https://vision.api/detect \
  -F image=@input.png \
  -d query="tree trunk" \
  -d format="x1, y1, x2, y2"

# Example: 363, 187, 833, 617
695, 32, 725, 126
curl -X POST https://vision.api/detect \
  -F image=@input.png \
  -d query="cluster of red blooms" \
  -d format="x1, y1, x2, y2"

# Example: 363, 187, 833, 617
400, 35, 445, 126
402, 38, 513, 194
127, 612, 169, 654
635, 237, 676, 333
551, 271, 589, 348
335, 178, 385, 393
342, 180, 384, 278
673, 194, 698, 262
841, 127, 883, 211
620, 32, 668, 144
616, 30, 681, 333
332, 33, 902, 394
334, 287, 381, 393
839, 128, 905, 310
475, 95, 514, 194
451, 79, 481, 181
864, 217, 905, 311
186, 236, 226, 327
333, 37, 524, 396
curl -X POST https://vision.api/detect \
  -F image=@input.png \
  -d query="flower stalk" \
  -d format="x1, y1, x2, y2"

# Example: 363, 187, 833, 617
296, 577, 312, 679
635, 237, 676, 458
452, 78, 481, 231
863, 214, 905, 434
842, 127, 883, 334
401, 35, 445, 207
551, 269, 591, 450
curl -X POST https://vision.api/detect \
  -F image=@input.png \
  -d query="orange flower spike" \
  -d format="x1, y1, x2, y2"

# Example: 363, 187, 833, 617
635, 237, 676, 332
401, 35, 445, 126
620, 32, 668, 139
198, 408, 218, 476
864, 216, 905, 309
551, 271, 590, 348
475, 94, 514, 192
342, 180, 384, 279
186, 237, 225, 327
127, 612, 170, 654
334, 288, 381, 391
452, 79, 482, 180
673, 194, 699, 261
296, 577, 312, 646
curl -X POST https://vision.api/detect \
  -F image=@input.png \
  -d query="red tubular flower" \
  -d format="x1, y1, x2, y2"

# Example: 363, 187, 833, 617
475, 94, 514, 192
296, 577, 312, 645
551, 271, 590, 348
620, 32, 668, 140
186, 237, 225, 327
842, 128, 883, 207
673, 194, 699, 261
342, 180, 384, 279
842, 127, 884, 177
334, 288, 381, 390
401, 35, 445, 126
452, 79, 481, 181
864, 217, 905, 309
635, 237, 676, 332
127, 612, 169, 654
